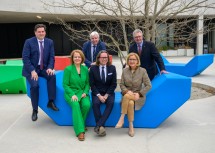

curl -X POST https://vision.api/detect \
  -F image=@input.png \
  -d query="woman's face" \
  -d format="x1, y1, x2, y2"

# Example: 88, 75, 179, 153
73, 52, 82, 65
128, 55, 138, 69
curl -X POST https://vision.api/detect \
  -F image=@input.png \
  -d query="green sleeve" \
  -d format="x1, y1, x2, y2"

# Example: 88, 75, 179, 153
63, 67, 75, 98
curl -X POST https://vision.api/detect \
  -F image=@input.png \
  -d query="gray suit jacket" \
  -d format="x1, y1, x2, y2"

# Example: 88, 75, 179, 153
120, 67, 152, 110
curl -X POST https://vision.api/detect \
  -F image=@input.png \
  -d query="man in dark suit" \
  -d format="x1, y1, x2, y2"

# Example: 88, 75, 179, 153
82, 31, 106, 68
89, 50, 117, 136
129, 29, 168, 80
22, 24, 59, 122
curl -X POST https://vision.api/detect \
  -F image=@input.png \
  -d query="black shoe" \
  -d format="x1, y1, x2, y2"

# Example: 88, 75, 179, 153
47, 102, 59, 111
32, 110, 38, 121
94, 126, 99, 134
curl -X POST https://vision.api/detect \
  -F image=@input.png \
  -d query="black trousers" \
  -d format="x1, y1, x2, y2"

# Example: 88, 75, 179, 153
92, 93, 115, 127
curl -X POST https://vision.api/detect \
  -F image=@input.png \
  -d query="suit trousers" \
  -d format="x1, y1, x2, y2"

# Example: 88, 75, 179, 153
92, 93, 115, 127
67, 96, 91, 136
121, 93, 135, 122
26, 68, 56, 110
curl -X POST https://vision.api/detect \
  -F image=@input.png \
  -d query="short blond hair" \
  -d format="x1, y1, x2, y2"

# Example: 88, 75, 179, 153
70, 50, 85, 64
126, 53, 141, 67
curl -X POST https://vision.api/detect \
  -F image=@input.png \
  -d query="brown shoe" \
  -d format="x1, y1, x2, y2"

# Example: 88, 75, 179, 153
78, 133, 85, 141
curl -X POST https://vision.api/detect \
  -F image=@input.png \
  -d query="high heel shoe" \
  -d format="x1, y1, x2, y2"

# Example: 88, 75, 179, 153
128, 129, 134, 137
115, 122, 124, 128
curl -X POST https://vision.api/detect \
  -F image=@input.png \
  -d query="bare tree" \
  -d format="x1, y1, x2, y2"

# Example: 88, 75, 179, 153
41, 0, 215, 64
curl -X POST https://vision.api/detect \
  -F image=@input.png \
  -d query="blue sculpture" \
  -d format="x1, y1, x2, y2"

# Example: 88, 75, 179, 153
161, 54, 214, 77
26, 71, 191, 128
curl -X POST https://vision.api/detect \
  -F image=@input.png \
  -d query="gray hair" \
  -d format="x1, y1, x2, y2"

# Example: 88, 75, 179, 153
133, 29, 143, 37
90, 31, 100, 39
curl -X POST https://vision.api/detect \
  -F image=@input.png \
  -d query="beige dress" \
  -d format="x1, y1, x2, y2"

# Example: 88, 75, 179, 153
120, 67, 152, 110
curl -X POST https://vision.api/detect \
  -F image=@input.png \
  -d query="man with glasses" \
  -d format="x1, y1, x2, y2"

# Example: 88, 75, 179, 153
89, 51, 117, 136
129, 29, 167, 80
82, 31, 106, 68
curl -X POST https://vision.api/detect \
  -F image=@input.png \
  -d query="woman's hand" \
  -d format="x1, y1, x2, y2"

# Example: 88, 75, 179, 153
133, 93, 140, 101
127, 90, 133, 96
71, 95, 78, 102
81, 93, 86, 98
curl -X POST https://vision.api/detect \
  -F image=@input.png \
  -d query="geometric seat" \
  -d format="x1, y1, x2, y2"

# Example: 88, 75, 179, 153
0, 60, 26, 94
26, 71, 191, 128
54, 56, 70, 70
161, 54, 214, 77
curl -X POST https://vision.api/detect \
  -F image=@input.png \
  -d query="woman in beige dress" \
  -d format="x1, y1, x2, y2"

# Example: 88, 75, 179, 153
115, 53, 152, 137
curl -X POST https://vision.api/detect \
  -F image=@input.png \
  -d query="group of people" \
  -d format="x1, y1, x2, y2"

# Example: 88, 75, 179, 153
22, 24, 167, 141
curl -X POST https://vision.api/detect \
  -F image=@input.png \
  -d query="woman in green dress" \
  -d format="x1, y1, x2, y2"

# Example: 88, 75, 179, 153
63, 49, 91, 141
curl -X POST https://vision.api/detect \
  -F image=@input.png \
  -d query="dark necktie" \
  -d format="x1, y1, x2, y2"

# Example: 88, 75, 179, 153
39, 41, 44, 70
101, 66, 105, 83
138, 44, 141, 55
93, 45, 96, 62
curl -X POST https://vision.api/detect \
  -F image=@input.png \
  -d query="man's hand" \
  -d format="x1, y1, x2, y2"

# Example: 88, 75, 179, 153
104, 94, 109, 101
160, 70, 168, 74
31, 70, 38, 81
98, 95, 106, 103
46, 69, 55, 75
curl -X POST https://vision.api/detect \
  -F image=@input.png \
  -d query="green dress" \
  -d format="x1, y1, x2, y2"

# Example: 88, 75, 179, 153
63, 64, 91, 136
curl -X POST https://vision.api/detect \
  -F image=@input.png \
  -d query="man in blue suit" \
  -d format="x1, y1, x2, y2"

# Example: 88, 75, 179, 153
129, 29, 168, 80
89, 51, 117, 136
22, 24, 59, 122
82, 31, 106, 68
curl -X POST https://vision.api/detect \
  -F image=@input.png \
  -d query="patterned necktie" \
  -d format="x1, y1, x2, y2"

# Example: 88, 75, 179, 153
138, 44, 141, 55
101, 66, 105, 83
93, 45, 96, 62
39, 41, 44, 70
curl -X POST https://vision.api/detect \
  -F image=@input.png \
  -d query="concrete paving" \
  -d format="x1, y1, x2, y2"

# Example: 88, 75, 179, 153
0, 55, 215, 153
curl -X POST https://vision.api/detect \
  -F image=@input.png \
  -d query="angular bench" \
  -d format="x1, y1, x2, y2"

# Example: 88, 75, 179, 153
161, 54, 214, 77
26, 71, 191, 128
54, 56, 71, 70
0, 60, 26, 94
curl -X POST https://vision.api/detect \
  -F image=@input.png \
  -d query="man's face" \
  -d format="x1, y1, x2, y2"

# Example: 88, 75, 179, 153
35, 27, 46, 40
133, 32, 143, 44
90, 35, 99, 45
99, 53, 108, 66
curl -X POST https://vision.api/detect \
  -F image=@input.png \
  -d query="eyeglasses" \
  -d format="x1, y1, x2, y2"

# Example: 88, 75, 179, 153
129, 59, 137, 61
99, 57, 108, 59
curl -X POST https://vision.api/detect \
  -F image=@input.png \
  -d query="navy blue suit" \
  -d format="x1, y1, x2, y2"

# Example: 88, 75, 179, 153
89, 65, 117, 127
129, 41, 165, 80
22, 36, 56, 110
82, 41, 106, 67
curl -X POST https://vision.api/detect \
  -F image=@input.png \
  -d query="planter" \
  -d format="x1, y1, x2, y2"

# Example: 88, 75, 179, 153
177, 49, 186, 56
161, 51, 167, 56
186, 49, 194, 56
166, 50, 178, 56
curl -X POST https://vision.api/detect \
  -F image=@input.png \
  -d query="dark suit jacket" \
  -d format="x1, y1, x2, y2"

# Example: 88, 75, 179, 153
129, 41, 165, 80
82, 40, 106, 67
22, 36, 55, 77
89, 65, 117, 96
